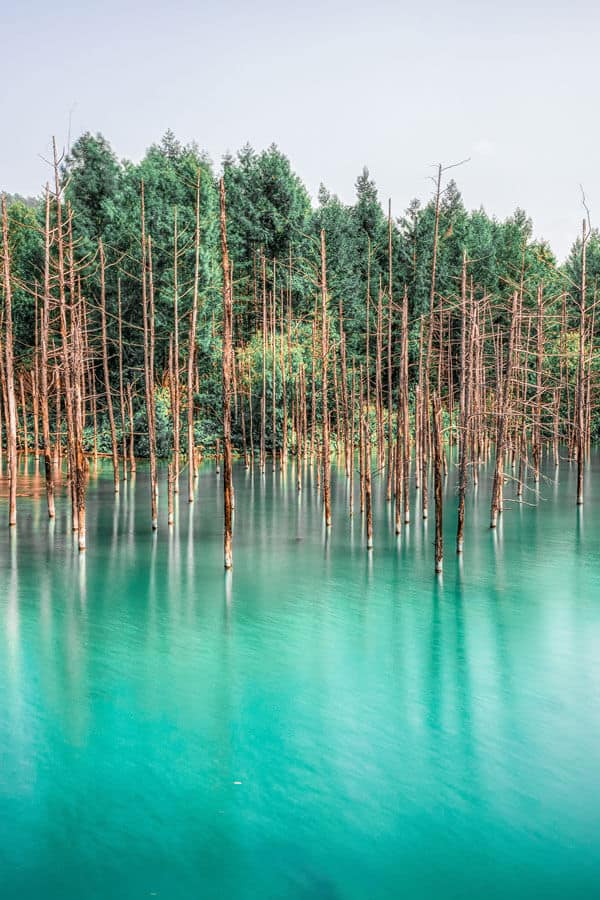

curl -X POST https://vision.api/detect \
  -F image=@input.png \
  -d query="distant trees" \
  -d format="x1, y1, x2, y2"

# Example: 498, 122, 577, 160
63, 132, 120, 245
3, 128, 600, 571
1, 127, 598, 500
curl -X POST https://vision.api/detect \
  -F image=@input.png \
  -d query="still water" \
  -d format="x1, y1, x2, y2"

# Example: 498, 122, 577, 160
1, 455, 599, 899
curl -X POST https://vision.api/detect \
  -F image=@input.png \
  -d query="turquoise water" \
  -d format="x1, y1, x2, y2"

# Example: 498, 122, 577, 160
1, 454, 599, 899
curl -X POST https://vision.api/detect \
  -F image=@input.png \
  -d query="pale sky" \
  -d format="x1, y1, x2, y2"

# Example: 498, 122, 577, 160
1, 0, 597, 258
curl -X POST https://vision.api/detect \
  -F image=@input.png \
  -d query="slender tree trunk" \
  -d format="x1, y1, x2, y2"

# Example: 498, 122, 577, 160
127, 383, 136, 472
349, 363, 356, 516
172, 209, 181, 491
54, 361, 61, 467
375, 280, 384, 465
117, 278, 128, 482
220, 178, 234, 569
72, 300, 88, 551
320, 229, 331, 527
20, 373, 28, 454
280, 286, 287, 467
386, 200, 394, 501
53, 140, 78, 533
260, 252, 267, 473
456, 285, 474, 553
490, 291, 519, 527
188, 173, 201, 502
140, 183, 158, 529
310, 317, 317, 464
364, 401, 373, 550
271, 262, 277, 471
401, 287, 410, 524
99, 240, 120, 493
577, 220, 587, 506
432, 392, 443, 573
40, 192, 55, 517
1, 195, 18, 526
532, 283, 544, 483
167, 463, 174, 525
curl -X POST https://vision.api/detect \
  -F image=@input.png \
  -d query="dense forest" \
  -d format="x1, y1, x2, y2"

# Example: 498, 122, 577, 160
1, 131, 598, 567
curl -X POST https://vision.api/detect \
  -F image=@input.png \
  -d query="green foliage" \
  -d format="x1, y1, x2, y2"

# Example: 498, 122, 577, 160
1, 200, 43, 353
3, 129, 597, 455
64, 132, 120, 247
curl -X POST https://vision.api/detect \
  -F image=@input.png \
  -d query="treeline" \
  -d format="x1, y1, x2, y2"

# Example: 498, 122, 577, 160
1, 130, 598, 566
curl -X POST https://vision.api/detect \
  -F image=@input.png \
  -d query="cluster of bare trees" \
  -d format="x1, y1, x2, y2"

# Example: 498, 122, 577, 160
1, 165, 598, 574
2, 144, 90, 548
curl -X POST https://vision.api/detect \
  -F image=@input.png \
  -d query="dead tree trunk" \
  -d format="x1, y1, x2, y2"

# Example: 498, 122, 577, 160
456, 283, 474, 553
72, 301, 88, 551
386, 200, 394, 501
117, 278, 128, 482
187, 173, 201, 503
53, 141, 78, 533
280, 286, 288, 468
532, 283, 544, 483
432, 392, 443, 573
577, 219, 588, 506
401, 287, 410, 524
320, 229, 332, 528
140, 184, 158, 529
271, 263, 277, 471
19, 373, 28, 454
363, 399, 373, 550
220, 178, 234, 569
172, 209, 181, 491
1, 195, 18, 526
127, 383, 136, 473
40, 191, 55, 517
490, 291, 519, 527
99, 240, 120, 493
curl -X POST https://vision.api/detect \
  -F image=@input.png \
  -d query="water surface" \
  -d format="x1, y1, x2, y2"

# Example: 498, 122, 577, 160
1, 455, 599, 898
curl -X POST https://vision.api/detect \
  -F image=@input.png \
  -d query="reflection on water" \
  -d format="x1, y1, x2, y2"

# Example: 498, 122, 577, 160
0, 452, 599, 899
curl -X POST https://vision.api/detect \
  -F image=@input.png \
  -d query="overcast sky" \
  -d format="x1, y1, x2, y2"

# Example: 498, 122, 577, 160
1, 0, 597, 258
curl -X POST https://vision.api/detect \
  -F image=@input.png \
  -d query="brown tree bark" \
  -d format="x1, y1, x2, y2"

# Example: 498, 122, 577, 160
432, 392, 443, 574
187, 173, 201, 503
140, 183, 158, 529
1, 195, 18, 526
116, 280, 128, 481
456, 283, 474, 553
40, 195, 55, 517
220, 178, 234, 569
320, 229, 331, 527
576, 219, 588, 506
99, 240, 120, 493
490, 291, 519, 527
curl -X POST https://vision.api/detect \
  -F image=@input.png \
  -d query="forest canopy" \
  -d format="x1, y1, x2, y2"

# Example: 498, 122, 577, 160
1, 128, 598, 463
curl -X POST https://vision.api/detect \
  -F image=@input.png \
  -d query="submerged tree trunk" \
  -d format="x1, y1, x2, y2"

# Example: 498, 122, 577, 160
432, 392, 443, 574
260, 252, 267, 473
172, 209, 181, 491
127, 383, 136, 473
1, 195, 18, 526
117, 279, 128, 483
364, 403, 373, 550
532, 283, 544, 483
490, 291, 519, 528
140, 184, 158, 529
456, 284, 474, 553
72, 304, 88, 551
320, 229, 332, 528
220, 178, 234, 569
576, 219, 587, 506
99, 240, 120, 493
41, 187, 55, 518
53, 141, 78, 534
188, 173, 201, 503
